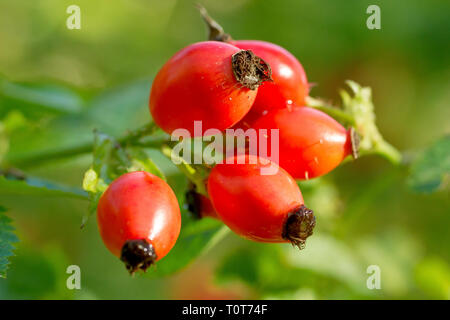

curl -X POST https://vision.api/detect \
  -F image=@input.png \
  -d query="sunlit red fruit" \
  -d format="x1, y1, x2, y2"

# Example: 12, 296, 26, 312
231, 40, 309, 129
251, 106, 356, 180
207, 154, 315, 247
97, 171, 181, 273
149, 41, 271, 136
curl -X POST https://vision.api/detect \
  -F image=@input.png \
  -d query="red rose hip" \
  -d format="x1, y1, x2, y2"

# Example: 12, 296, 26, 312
207, 154, 315, 247
149, 41, 271, 135
252, 106, 357, 180
231, 40, 309, 119
97, 171, 181, 274
197, 7, 309, 129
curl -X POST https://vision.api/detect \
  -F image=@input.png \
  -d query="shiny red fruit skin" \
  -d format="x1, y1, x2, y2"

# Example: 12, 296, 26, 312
231, 40, 309, 127
97, 171, 181, 261
208, 154, 304, 242
149, 41, 257, 136
252, 106, 352, 180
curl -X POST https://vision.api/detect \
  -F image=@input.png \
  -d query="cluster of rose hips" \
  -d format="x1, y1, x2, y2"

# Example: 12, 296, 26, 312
96, 9, 357, 274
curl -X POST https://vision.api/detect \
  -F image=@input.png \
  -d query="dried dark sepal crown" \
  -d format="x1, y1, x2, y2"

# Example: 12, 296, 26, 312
282, 205, 316, 249
349, 127, 360, 159
120, 239, 157, 275
232, 50, 272, 90
197, 4, 273, 90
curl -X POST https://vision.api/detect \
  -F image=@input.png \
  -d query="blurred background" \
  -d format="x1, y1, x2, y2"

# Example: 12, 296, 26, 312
0, 0, 449, 299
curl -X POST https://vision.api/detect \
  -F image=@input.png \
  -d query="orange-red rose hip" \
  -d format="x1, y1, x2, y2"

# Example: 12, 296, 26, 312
149, 41, 271, 135
207, 155, 315, 247
97, 171, 181, 274
252, 106, 357, 180
231, 40, 309, 121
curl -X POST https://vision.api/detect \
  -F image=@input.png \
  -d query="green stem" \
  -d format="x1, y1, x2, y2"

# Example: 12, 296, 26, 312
130, 137, 169, 149
306, 96, 356, 126
14, 122, 163, 168
307, 95, 403, 165
120, 122, 160, 145
371, 140, 403, 165
197, 4, 232, 42
161, 144, 208, 196
312, 105, 356, 126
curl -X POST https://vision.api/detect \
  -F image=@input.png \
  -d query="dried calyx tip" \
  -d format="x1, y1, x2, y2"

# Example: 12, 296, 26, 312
196, 4, 232, 42
120, 239, 157, 275
283, 205, 316, 250
185, 188, 201, 219
349, 127, 360, 159
232, 50, 272, 90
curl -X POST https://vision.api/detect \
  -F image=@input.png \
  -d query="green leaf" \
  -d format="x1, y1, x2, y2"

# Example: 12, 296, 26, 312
0, 124, 8, 165
1, 110, 27, 133
0, 79, 83, 114
0, 206, 19, 278
86, 80, 151, 135
356, 229, 422, 297
415, 257, 450, 299
82, 168, 101, 193
0, 111, 27, 164
215, 241, 368, 298
145, 215, 228, 277
408, 135, 450, 193
82, 168, 108, 195
6, 80, 152, 167
0, 245, 73, 299
127, 148, 166, 180
284, 234, 368, 294
0, 176, 87, 199
216, 244, 308, 294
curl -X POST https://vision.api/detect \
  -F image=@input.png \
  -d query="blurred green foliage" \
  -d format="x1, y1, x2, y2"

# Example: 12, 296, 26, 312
408, 135, 450, 193
0, 207, 19, 278
0, 0, 449, 299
